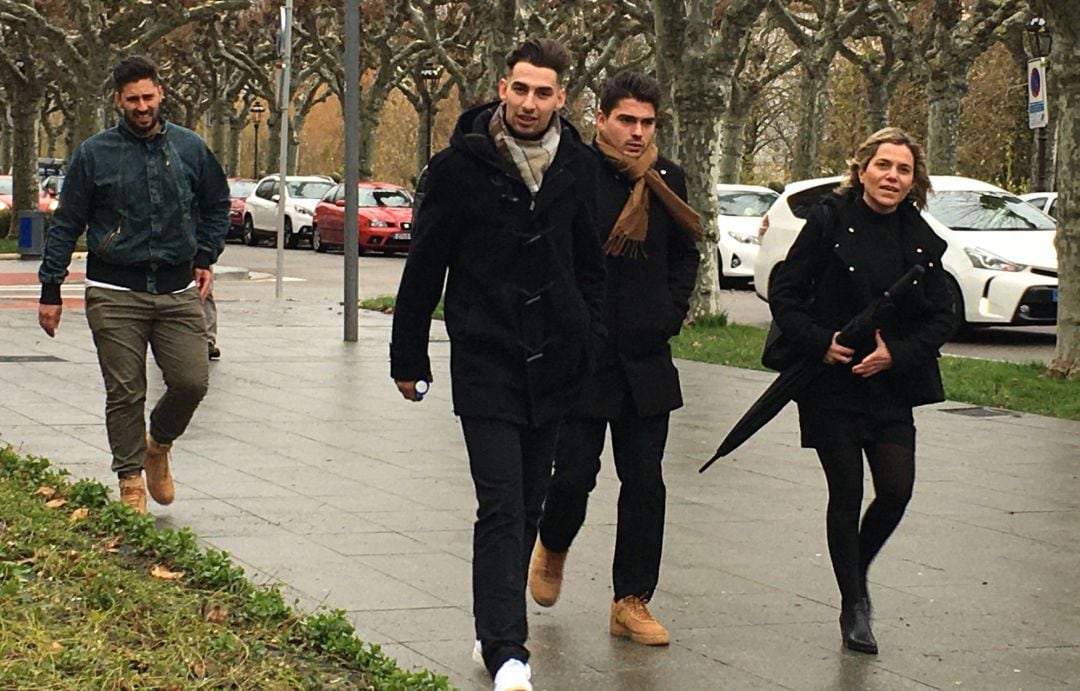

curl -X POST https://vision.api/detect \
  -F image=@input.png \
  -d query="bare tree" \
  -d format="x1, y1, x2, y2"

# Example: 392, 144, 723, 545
839, 0, 919, 133
0, 17, 48, 237
1043, 0, 1079, 378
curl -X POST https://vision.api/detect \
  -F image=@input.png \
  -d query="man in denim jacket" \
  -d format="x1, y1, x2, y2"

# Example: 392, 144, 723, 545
38, 55, 229, 513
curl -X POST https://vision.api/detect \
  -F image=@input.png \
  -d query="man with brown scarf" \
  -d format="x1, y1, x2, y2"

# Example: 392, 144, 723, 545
530, 71, 702, 645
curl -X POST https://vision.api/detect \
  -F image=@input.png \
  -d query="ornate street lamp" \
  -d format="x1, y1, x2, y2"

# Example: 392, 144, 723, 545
418, 62, 443, 169
1026, 16, 1052, 57
250, 101, 266, 179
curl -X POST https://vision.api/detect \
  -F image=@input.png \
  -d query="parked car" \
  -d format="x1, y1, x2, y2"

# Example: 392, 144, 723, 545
226, 178, 258, 241
715, 184, 778, 287
754, 175, 1059, 333
311, 182, 413, 254
1020, 191, 1057, 219
0, 175, 55, 214
242, 174, 335, 248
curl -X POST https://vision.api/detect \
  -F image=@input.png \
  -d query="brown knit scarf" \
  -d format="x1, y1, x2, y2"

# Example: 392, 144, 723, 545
594, 134, 704, 257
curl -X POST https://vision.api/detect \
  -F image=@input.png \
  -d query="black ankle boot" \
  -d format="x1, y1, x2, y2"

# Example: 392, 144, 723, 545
839, 598, 878, 654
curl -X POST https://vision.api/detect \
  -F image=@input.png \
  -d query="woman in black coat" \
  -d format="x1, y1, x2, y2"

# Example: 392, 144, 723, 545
769, 128, 954, 655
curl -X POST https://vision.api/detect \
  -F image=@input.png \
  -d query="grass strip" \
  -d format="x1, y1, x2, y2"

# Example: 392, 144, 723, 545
363, 297, 1080, 421
0, 445, 453, 690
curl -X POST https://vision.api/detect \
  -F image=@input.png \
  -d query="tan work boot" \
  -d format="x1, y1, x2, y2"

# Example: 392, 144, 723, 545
528, 540, 567, 607
118, 474, 147, 514
610, 595, 670, 645
143, 434, 175, 505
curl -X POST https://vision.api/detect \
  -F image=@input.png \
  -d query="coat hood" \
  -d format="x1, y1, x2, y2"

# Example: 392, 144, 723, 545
448, 100, 585, 172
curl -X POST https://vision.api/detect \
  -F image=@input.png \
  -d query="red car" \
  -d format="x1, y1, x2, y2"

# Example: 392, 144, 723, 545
227, 178, 258, 241
311, 182, 413, 254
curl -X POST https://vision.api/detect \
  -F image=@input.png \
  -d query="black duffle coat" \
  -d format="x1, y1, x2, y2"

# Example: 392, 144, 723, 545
390, 103, 607, 427
568, 148, 701, 419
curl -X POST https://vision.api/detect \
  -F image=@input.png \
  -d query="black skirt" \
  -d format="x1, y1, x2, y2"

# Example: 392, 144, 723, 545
797, 400, 915, 450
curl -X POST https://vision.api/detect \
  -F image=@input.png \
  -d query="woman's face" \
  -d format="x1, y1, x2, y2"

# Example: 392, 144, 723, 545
858, 142, 915, 214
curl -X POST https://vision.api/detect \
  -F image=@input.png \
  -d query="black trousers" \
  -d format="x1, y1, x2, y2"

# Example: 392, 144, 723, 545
538, 411, 670, 600
460, 416, 559, 678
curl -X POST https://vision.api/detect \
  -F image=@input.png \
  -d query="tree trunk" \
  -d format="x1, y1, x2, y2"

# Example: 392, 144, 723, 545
0, 113, 11, 175
5, 83, 43, 239
68, 95, 104, 154
209, 100, 230, 169
792, 61, 830, 180
718, 84, 751, 184
1044, 1, 1080, 378
227, 122, 242, 178
866, 76, 888, 133
926, 77, 967, 175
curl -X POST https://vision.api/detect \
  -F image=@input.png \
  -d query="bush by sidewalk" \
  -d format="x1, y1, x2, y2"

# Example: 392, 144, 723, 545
0, 444, 453, 690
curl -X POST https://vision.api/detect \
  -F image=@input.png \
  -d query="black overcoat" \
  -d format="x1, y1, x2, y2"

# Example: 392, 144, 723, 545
569, 149, 701, 419
769, 190, 954, 408
390, 103, 607, 426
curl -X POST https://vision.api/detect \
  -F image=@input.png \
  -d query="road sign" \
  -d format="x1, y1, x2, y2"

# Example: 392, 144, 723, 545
1028, 58, 1048, 129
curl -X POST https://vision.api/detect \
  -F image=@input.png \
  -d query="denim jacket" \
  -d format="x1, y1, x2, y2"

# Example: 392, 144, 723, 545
39, 117, 229, 304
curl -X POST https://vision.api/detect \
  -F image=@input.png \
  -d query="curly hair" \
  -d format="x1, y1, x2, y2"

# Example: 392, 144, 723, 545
839, 127, 932, 209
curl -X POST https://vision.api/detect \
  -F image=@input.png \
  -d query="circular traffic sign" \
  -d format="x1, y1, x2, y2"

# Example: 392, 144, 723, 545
1030, 67, 1042, 97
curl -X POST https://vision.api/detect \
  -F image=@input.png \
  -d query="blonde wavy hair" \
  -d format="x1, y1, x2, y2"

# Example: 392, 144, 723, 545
839, 127, 932, 210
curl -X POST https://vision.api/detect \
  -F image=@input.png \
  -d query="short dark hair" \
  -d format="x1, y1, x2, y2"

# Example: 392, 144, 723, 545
599, 71, 663, 115
504, 38, 571, 82
113, 55, 160, 92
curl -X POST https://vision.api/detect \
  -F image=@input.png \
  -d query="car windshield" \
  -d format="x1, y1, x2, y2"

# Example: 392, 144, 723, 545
927, 190, 1055, 231
0, 177, 11, 194
717, 191, 777, 217
287, 181, 334, 199
229, 180, 257, 198
360, 188, 412, 208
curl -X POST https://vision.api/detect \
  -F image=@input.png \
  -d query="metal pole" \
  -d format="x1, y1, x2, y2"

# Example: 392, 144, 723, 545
275, 0, 293, 300
343, 0, 360, 341
252, 122, 259, 179
426, 97, 433, 164
1037, 126, 1048, 193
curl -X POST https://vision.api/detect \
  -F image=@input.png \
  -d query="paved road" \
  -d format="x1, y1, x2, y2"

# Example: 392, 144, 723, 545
218, 244, 1058, 365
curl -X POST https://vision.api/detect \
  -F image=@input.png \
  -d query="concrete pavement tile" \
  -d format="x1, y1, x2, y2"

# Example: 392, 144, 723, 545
354, 553, 471, 607
990, 645, 1080, 686
311, 531, 435, 556
353, 606, 473, 643
363, 508, 477, 532
375, 640, 488, 691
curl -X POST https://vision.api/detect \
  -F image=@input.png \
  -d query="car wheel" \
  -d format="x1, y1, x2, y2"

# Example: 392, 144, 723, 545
242, 216, 258, 246
946, 276, 973, 340
284, 218, 297, 249
312, 227, 327, 253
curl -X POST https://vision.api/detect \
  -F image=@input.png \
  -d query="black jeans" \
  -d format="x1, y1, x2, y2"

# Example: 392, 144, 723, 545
460, 416, 559, 678
538, 411, 669, 600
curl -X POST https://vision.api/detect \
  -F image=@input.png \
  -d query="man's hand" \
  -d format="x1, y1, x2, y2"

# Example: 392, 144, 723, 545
39, 304, 62, 337
395, 379, 424, 402
194, 268, 213, 301
823, 331, 855, 365
851, 330, 893, 378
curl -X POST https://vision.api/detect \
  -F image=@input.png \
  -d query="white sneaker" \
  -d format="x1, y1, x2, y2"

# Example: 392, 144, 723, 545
472, 639, 484, 666
493, 658, 532, 691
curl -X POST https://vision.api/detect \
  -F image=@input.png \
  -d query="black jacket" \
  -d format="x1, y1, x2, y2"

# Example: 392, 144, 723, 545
570, 147, 701, 419
769, 190, 953, 408
390, 103, 607, 426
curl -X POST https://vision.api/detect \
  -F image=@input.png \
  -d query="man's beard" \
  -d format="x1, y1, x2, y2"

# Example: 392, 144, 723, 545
125, 108, 160, 136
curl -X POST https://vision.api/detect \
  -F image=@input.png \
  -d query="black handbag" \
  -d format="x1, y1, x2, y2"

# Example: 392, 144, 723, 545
761, 320, 800, 371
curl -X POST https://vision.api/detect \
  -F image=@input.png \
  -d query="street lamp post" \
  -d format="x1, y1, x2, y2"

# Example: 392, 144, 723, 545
1026, 17, 1053, 193
250, 101, 266, 179
418, 62, 442, 173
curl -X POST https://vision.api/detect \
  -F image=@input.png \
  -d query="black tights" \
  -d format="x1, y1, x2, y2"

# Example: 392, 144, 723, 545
816, 441, 915, 610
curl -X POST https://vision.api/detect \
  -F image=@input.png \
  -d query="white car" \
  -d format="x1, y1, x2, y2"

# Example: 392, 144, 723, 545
715, 184, 778, 287
1020, 191, 1057, 219
754, 176, 1058, 332
242, 174, 335, 248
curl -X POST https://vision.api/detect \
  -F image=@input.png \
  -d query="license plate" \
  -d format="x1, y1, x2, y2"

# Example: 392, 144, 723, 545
392, 232, 411, 240
1052, 288, 1058, 302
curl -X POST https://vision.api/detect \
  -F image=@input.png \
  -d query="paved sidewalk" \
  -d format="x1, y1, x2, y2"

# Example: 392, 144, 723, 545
1, 280, 1078, 690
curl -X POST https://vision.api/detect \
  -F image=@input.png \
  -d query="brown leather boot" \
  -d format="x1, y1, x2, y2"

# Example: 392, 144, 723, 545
610, 595, 670, 645
528, 540, 567, 607
118, 474, 147, 514
143, 434, 175, 505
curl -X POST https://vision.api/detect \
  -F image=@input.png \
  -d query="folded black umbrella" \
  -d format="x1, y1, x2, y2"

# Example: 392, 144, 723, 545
700, 264, 926, 473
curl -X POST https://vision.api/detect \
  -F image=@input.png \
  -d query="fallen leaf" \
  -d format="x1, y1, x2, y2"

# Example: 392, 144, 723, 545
0, 520, 7, 535
68, 508, 90, 523
49, 641, 64, 653
205, 605, 228, 624
101, 538, 121, 553
44, 498, 68, 509
149, 565, 184, 580
34, 486, 57, 498
189, 660, 207, 679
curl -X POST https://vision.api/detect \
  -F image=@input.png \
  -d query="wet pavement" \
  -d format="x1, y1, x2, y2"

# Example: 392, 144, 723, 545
1, 263, 1078, 690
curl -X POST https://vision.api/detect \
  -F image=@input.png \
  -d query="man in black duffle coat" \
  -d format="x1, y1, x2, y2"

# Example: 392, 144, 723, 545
390, 38, 605, 691
529, 71, 702, 646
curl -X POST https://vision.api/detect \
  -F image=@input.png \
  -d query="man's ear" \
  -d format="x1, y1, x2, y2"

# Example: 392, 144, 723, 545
497, 78, 508, 102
